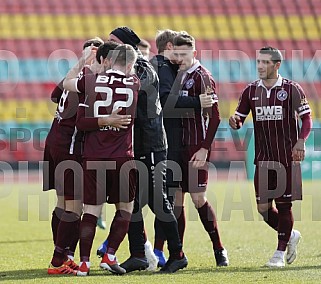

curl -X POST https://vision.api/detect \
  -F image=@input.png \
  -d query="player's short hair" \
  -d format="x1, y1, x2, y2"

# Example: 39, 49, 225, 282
173, 31, 195, 49
83, 37, 104, 49
112, 44, 137, 67
96, 41, 120, 64
259, 46, 283, 63
155, 29, 178, 53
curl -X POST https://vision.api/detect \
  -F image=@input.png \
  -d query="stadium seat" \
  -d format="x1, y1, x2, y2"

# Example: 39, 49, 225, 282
0, 101, 17, 122
0, 141, 13, 162
0, 0, 320, 166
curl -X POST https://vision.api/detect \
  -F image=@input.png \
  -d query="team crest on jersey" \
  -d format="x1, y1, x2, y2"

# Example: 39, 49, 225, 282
277, 89, 288, 101
185, 79, 195, 89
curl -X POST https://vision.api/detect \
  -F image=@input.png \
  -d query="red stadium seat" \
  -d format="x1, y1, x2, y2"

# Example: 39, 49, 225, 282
0, 0, 320, 166
0, 141, 13, 162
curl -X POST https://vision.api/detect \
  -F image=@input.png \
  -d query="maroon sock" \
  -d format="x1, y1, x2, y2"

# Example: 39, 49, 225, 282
66, 218, 81, 257
107, 210, 132, 255
174, 206, 186, 245
79, 213, 98, 262
51, 207, 64, 245
54, 211, 80, 259
276, 203, 293, 251
259, 207, 279, 231
51, 246, 65, 267
51, 211, 80, 266
197, 201, 223, 251
154, 239, 165, 251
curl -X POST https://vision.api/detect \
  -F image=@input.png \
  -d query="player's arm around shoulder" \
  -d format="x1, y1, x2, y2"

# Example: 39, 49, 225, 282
50, 80, 64, 103
63, 46, 97, 92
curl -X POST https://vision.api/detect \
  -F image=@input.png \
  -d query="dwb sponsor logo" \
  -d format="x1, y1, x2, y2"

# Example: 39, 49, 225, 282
255, 106, 283, 121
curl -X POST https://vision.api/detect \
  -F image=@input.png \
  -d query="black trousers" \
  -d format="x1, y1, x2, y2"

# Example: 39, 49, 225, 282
128, 150, 182, 255
154, 148, 182, 242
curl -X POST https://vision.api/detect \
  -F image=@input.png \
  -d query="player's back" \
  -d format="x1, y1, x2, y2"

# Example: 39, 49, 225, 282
82, 69, 140, 159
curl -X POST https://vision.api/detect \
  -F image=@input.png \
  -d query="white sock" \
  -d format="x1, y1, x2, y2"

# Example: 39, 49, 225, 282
107, 254, 116, 261
80, 261, 90, 268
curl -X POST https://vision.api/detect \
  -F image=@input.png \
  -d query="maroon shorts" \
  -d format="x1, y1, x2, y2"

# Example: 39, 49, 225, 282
254, 162, 302, 204
42, 144, 83, 200
43, 144, 55, 191
83, 157, 137, 205
180, 146, 210, 193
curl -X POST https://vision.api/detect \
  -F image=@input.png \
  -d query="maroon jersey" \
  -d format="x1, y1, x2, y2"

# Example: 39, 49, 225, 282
45, 80, 84, 155
235, 75, 311, 167
76, 69, 140, 159
179, 61, 220, 150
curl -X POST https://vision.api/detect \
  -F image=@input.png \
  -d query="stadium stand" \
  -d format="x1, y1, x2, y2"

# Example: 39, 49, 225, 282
0, 0, 320, 164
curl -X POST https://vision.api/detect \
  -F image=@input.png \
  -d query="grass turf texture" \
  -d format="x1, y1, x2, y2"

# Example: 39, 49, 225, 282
1, 178, 321, 283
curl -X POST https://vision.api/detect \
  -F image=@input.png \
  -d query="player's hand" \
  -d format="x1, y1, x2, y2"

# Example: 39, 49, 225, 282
292, 138, 306, 164
82, 45, 98, 65
88, 59, 103, 74
199, 93, 214, 108
190, 148, 208, 168
98, 108, 132, 129
229, 115, 242, 130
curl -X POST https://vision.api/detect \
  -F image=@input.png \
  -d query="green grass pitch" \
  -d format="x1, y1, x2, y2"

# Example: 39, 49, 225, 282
1, 178, 321, 283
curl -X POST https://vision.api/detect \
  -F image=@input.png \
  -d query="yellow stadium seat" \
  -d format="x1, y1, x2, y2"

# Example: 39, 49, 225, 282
228, 16, 243, 38
30, 101, 55, 122
0, 100, 55, 122
257, 17, 271, 40
310, 100, 321, 120
244, 16, 260, 39
214, 16, 232, 39
186, 16, 200, 34
1, 100, 19, 121
288, 17, 305, 40
303, 16, 320, 39
155, 16, 170, 30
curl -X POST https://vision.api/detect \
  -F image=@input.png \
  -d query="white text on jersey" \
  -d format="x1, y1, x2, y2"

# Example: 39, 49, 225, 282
96, 75, 134, 85
255, 106, 283, 121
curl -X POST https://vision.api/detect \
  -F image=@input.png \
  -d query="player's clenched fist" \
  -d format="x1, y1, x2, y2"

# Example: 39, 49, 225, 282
229, 115, 242, 130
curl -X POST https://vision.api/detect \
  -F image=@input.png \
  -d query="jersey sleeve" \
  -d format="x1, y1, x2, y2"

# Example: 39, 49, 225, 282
292, 82, 311, 117
50, 80, 64, 103
299, 113, 312, 141
235, 85, 251, 118
75, 68, 95, 94
201, 101, 220, 150
201, 77, 220, 150
76, 94, 100, 131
